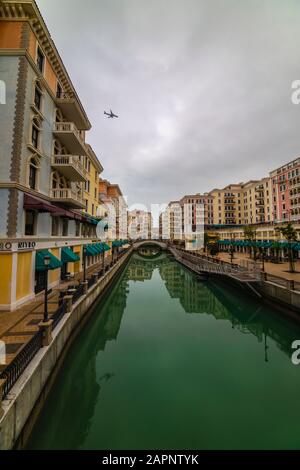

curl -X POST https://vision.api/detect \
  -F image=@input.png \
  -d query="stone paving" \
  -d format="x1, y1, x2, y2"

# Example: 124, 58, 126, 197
0, 259, 109, 371
217, 252, 300, 282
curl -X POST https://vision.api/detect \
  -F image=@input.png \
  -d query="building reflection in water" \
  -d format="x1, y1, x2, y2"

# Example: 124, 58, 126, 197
28, 252, 300, 449
129, 253, 300, 362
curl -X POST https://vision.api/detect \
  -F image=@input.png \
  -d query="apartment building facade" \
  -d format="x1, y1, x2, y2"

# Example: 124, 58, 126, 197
128, 210, 152, 240
270, 157, 300, 223
0, 0, 107, 310
99, 179, 128, 240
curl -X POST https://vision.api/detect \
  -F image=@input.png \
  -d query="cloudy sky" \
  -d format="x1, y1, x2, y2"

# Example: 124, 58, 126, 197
38, 0, 300, 209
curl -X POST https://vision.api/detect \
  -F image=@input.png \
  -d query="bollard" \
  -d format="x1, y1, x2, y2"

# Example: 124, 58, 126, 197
260, 271, 267, 282
287, 280, 295, 291
83, 280, 88, 294
64, 295, 73, 313
38, 319, 53, 347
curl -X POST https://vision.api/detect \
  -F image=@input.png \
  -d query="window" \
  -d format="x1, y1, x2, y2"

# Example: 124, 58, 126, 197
29, 163, 37, 190
31, 117, 41, 149
34, 85, 42, 111
51, 217, 60, 236
95, 170, 97, 182
62, 218, 69, 236
92, 204, 94, 216
94, 188, 97, 200
37, 47, 45, 74
28, 157, 39, 190
32, 126, 39, 149
25, 210, 36, 236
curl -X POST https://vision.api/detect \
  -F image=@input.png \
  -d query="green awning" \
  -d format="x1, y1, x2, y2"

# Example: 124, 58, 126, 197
61, 247, 80, 263
100, 242, 111, 252
36, 250, 62, 271
85, 244, 98, 256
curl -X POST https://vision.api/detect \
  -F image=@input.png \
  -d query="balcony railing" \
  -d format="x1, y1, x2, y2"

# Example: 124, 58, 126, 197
53, 122, 87, 156
50, 188, 85, 208
51, 155, 87, 182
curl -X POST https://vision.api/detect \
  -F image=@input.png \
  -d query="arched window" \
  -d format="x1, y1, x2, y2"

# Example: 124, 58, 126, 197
53, 139, 67, 156
28, 156, 40, 190
55, 108, 64, 123
34, 79, 43, 111
31, 116, 42, 149
51, 171, 70, 189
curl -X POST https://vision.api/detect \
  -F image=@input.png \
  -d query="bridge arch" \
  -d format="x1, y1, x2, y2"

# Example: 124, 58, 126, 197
132, 239, 168, 250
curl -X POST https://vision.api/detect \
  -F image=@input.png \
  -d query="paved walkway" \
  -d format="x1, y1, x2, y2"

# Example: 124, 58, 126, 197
217, 252, 300, 282
0, 259, 110, 371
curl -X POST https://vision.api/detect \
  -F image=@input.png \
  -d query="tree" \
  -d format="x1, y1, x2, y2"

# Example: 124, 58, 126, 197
276, 223, 298, 273
208, 242, 219, 257
243, 225, 257, 260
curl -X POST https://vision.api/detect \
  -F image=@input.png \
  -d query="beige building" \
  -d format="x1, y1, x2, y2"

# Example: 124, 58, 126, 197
128, 210, 152, 240
209, 184, 244, 226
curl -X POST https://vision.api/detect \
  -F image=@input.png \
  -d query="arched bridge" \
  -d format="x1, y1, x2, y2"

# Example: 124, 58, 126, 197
132, 239, 168, 250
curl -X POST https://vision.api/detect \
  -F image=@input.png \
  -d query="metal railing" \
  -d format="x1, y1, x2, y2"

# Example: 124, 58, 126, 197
52, 301, 68, 330
51, 155, 87, 179
172, 246, 300, 291
72, 283, 84, 304
50, 188, 84, 205
0, 330, 43, 399
54, 122, 84, 145
0, 248, 132, 400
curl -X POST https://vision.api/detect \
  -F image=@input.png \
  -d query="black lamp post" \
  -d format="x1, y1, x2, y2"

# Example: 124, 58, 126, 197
230, 233, 235, 265
43, 255, 51, 323
83, 245, 86, 282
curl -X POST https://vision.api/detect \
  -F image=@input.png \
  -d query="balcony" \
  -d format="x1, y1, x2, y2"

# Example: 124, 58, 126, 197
53, 122, 88, 156
55, 92, 91, 131
50, 188, 85, 209
51, 155, 87, 182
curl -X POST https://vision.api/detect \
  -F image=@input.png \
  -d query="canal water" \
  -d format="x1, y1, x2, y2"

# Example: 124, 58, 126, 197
27, 252, 300, 450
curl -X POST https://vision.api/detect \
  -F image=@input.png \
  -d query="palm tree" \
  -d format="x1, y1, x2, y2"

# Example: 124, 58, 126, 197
243, 225, 257, 260
276, 223, 297, 273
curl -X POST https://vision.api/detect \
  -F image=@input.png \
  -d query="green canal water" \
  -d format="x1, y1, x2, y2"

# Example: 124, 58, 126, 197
27, 252, 300, 450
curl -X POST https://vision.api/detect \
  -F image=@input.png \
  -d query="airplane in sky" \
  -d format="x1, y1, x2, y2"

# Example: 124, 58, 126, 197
104, 109, 119, 119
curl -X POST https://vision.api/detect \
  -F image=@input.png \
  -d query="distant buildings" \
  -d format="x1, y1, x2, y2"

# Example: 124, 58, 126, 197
160, 157, 300, 244
128, 210, 152, 240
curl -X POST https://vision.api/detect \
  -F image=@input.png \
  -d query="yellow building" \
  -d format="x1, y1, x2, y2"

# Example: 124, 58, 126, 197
0, 0, 109, 310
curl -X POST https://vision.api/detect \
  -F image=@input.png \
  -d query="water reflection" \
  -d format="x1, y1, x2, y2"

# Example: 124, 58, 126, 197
27, 252, 300, 450
128, 253, 300, 361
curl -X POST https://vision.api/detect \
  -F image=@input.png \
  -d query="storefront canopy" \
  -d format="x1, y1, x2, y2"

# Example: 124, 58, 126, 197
61, 247, 80, 263
36, 250, 62, 271
84, 244, 98, 256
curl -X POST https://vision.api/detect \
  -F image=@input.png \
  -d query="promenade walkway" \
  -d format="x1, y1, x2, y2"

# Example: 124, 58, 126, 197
217, 252, 300, 282
0, 258, 111, 370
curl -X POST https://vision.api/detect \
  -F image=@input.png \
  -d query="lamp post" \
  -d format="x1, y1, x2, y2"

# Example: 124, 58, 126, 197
83, 245, 86, 282
43, 255, 51, 323
261, 248, 265, 272
230, 233, 235, 265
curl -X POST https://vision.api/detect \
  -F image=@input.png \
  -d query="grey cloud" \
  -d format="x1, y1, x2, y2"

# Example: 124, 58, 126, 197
37, 0, 300, 208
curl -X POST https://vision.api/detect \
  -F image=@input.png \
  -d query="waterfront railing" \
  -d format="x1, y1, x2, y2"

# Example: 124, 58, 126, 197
0, 248, 131, 401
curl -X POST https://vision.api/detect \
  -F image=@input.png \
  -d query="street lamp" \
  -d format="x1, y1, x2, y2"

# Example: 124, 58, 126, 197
83, 245, 86, 282
230, 233, 235, 265
43, 255, 51, 323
